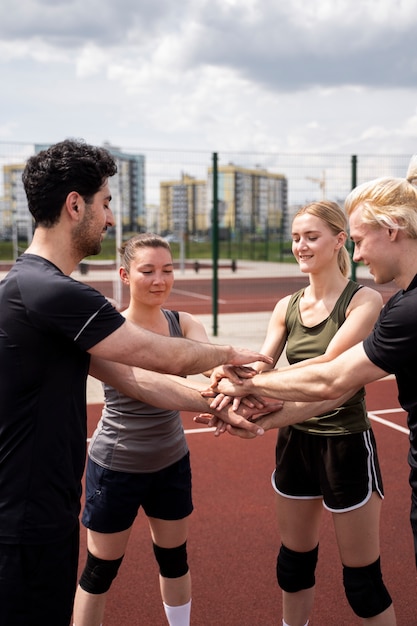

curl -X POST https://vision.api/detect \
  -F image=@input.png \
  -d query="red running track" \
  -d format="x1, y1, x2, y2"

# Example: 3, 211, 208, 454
80, 377, 417, 626
93, 275, 398, 316
77, 273, 415, 624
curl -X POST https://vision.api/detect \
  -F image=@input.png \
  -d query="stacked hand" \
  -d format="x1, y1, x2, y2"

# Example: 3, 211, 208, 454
197, 364, 283, 438
194, 396, 284, 438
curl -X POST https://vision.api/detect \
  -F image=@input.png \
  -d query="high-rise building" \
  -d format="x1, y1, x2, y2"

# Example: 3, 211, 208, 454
160, 165, 287, 239
103, 144, 145, 232
2, 163, 32, 241
208, 164, 287, 236
160, 174, 207, 236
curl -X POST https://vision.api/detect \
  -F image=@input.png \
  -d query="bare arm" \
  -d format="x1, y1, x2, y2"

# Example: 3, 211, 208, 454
215, 285, 384, 397
196, 388, 357, 438
209, 285, 383, 408
279, 285, 383, 371
89, 357, 280, 435
90, 356, 211, 411
255, 295, 289, 371
89, 319, 272, 376
217, 342, 388, 401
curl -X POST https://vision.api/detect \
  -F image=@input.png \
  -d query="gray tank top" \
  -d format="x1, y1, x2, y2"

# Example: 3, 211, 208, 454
88, 309, 189, 473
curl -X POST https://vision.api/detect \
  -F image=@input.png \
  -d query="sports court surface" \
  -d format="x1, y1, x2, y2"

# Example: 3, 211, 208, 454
79, 265, 417, 625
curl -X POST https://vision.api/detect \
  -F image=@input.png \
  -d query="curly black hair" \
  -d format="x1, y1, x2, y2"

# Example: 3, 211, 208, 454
22, 138, 117, 227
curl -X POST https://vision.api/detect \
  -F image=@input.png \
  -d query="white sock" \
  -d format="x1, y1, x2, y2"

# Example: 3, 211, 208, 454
163, 599, 191, 626
283, 621, 308, 626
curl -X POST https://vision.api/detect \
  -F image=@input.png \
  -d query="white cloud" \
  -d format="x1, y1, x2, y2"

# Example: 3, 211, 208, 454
0, 0, 416, 155
76, 44, 109, 78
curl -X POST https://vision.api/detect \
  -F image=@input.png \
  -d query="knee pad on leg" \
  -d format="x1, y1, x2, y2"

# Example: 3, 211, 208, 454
276, 543, 318, 593
153, 541, 189, 579
78, 549, 124, 594
343, 558, 392, 618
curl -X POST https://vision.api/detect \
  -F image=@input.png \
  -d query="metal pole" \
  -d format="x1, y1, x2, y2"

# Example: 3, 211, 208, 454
212, 153, 219, 336
350, 155, 357, 281
113, 176, 123, 308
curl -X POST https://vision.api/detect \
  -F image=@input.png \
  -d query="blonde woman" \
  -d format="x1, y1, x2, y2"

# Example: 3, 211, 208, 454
210, 201, 396, 625
215, 160, 417, 585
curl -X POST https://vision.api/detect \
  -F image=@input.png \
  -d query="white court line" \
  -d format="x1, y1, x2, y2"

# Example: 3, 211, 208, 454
184, 411, 410, 437
368, 411, 409, 435
369, 408, 404, 415
171, 287, 226, 304
87, 410, 409, 443
87, 426, 216, 442
184, 427, 216, 434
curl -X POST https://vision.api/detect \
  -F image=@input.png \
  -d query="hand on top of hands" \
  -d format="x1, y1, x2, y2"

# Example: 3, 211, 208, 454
194, 396, 284, 438
209, 364, 258, 388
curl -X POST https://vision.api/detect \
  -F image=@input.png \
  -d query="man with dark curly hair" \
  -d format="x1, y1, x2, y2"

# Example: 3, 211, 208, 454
0, 139, 270, 626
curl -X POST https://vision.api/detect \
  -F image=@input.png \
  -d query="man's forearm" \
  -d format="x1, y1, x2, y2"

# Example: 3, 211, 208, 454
161, 337, 273, 377
217, 390, 358, 439
93, 321, 272, 377
222, 363, 345, 402
256, 390, 357, 429
223, 343, 385, 403
90, 357, 212, 411
90, 357, 266, 435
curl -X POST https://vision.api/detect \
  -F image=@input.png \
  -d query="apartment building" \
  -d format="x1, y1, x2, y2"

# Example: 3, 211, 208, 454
2, 163, 32, 242
208, 164, 287, 236
160, 165, 287, 239
159, 173, 207, 236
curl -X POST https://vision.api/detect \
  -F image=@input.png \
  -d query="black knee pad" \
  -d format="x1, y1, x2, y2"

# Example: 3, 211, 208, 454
276, 543, 318, 593
343, 558, 392, 618
78, 549, 124, 594
153, 541, 189, 579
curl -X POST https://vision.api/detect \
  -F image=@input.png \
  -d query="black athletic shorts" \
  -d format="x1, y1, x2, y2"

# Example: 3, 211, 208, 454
82, 453, 193, 533
272, 426, 384, 512
0, 524, 79, 626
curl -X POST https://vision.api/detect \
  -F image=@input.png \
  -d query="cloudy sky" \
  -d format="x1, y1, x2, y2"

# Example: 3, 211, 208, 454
1, 0, 417, 155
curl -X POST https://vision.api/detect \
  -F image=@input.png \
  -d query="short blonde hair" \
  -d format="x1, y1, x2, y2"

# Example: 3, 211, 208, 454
344, 155, 417, 239
293, 201, 351, 278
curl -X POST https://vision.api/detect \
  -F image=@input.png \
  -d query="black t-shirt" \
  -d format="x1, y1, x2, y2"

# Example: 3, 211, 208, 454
0, 254, 124, 544
363, 274, 417, 471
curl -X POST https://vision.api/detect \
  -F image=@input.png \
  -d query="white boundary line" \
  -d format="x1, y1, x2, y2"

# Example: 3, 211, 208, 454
171, 287, 226, 304
183, 410, 410, 437
87, 410, 410, 442
184, 427, 216, 434
368, 410, 409, 435
87, 426, 216, 442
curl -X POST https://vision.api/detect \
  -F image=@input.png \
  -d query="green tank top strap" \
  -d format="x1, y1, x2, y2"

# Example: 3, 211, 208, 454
285, 280, 362, 331
283, 280, 368, 435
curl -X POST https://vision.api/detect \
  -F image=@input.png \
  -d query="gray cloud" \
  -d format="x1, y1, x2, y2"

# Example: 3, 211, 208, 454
185, 2, 417, 90
1, 0, 417, 154
1, 0, 416, 91
0, 0, 183, 46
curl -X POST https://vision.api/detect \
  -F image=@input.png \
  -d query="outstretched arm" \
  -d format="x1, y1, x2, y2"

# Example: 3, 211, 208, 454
89, 357, 282, 436
213, 286, 386, 401
89, 319, 272, 377
216, 342, 388, 402
195, 388, 357, 438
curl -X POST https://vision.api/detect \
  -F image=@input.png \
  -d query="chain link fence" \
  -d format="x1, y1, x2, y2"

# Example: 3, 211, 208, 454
0, 140, 412, 275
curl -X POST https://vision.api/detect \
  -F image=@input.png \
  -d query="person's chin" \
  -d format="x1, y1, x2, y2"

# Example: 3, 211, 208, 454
372, 274, 383, 284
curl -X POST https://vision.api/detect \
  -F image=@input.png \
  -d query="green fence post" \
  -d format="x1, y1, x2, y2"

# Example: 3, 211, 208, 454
212, 153, 219, 336
350, 155, 358, 281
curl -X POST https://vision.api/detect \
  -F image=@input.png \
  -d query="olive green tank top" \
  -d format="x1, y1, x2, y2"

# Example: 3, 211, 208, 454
285, 280, 370, 435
